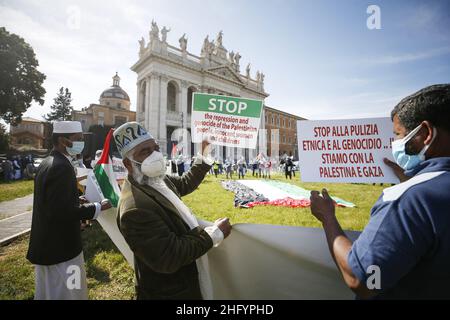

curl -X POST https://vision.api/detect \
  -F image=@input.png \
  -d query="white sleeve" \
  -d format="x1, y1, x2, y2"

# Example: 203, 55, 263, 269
93, 202, 102, 220
204, 225, 224, 247
198, 219, 213, 228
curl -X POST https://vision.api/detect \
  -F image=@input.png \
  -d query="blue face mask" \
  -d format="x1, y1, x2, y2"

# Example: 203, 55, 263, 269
391, 124, 436, 171
66, 141, 85, 156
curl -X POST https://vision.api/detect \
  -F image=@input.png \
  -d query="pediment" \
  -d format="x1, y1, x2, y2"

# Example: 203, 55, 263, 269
206, 65, 244, 84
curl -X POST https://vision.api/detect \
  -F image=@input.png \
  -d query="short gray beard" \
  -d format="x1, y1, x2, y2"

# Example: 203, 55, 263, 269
129, 158, 165, 187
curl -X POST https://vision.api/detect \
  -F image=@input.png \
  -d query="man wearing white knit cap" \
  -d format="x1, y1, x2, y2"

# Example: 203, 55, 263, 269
115, 121, 232, 300
27, 121, 112, 300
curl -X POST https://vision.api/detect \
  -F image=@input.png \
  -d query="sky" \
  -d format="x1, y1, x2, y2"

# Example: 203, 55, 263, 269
1, 0, 449, 130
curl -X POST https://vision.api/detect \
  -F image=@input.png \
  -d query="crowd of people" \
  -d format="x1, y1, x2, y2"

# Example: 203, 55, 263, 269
168, 154, 298, 180
0, 154, 36, 181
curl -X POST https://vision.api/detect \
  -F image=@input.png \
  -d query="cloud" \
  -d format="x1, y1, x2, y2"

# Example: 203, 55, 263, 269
360, 46, 450, 66
0, 2, 143, 121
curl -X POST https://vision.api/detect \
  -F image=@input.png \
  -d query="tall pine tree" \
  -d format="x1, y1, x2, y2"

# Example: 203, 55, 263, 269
45, 87, 73, 121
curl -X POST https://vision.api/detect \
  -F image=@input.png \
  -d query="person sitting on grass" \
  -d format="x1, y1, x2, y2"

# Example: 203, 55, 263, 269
309, 84, 450, 299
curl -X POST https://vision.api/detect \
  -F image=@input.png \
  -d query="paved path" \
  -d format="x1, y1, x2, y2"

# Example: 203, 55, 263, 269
0, 212, 32, 245
0, 194, 33, 245
0, 194, 33, 220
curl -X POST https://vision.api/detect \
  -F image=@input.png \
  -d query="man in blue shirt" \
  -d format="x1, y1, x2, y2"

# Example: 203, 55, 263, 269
309, 84, 450, 299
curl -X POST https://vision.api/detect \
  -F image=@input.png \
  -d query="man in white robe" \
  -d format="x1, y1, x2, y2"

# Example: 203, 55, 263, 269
27, 121, 112, 300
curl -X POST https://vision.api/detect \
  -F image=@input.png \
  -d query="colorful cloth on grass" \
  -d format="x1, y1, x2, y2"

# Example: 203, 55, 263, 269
221, 179, 355, 208
263, 180, 355, 208
221, 180, 269, 208
248, 197, 311, 208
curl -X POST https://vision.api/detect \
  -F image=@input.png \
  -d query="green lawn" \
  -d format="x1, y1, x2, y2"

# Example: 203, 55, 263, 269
0, 180, 34, 203
0, 172, 384, 300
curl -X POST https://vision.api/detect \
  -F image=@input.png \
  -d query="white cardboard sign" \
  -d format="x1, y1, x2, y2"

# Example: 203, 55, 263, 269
297, 117, 400, 184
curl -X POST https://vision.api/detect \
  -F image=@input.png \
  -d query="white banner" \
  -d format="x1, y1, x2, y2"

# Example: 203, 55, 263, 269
297, 117, 399, 184
84, 172, 134, 266
82, 198, 358, 299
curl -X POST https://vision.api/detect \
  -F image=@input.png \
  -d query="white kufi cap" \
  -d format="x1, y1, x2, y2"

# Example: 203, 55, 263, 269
53, 121, 82, 134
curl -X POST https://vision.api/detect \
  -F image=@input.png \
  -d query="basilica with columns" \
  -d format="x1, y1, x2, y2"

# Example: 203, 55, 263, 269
131, 21, 269, 159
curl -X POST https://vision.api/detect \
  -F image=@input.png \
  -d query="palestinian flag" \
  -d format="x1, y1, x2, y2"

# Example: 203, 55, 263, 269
94, 129, 120, 207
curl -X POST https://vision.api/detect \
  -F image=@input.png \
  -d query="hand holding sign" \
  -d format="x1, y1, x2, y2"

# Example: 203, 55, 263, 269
101, 199, 112, 211
201, 137, 213, 155
310, 189, 336, 224
383, 158, 410, 183
191, 93, 263, 149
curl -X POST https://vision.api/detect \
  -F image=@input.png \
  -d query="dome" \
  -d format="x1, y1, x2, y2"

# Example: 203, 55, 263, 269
100, 73, 130, 102
100, 86, 130, 101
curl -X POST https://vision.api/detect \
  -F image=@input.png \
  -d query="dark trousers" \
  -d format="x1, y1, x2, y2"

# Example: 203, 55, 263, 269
285, 171, 292, 179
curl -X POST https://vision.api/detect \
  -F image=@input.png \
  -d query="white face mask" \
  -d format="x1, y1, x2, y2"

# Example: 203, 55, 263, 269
66, 141, 85, 156
130, 151, 166, 178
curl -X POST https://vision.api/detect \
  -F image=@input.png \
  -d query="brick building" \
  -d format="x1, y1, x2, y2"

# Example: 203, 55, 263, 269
264, 106, 306, 159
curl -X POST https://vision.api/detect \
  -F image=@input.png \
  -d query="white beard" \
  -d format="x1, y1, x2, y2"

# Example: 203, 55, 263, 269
130, 161, 165, 187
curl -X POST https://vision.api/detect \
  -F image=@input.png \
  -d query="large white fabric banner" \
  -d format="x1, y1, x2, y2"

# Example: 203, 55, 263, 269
85, 168, 359, 299
208, 224, 358, 299
85, 172, 134, 266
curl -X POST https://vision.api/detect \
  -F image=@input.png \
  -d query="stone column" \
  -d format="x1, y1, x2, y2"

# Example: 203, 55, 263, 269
159, 75, 168, 155
144, 76, 151, 130
147, 72, 160, 139
180, 80, 189, 129
136, 80, 142, 124
258, 106, 267, 157
179, 81, 189, 156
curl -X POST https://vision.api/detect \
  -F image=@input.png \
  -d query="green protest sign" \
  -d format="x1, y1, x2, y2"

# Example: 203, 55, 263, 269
191, 93, 263, 149
192, 93, 263, 118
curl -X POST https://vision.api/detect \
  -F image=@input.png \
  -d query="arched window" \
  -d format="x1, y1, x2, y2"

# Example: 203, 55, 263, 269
187, 87, 197, 115
167, 81, 178, 112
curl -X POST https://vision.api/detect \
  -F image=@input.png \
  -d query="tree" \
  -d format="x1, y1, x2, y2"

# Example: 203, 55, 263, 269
0, 27, 46, 125
0, 123, 10, 152
45, 87, 73, 121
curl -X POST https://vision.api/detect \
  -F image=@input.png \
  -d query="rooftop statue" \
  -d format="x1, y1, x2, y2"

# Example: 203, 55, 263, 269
161, 26, 171, 43
179, 33, 188, 52
216, 30, 224, 47
139, 37, 146, 52
150, 20, 160, 42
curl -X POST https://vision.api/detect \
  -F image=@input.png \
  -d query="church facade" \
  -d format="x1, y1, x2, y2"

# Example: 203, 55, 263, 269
131, 22, 269, 160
